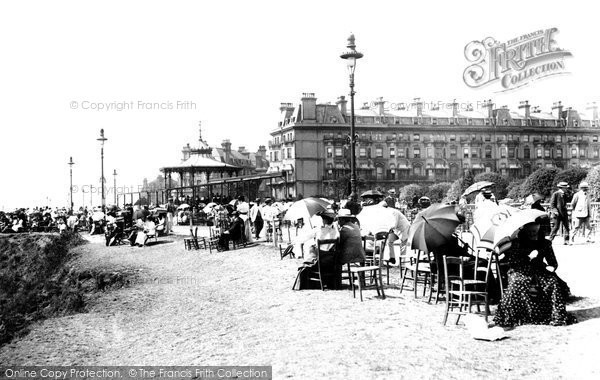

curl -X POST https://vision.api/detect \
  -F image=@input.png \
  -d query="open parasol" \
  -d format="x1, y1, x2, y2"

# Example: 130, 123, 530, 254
463, 181, 495, 196
493, 209, 548, 253
282, 197, 330, 227
469, 205, 519, 250
407, 204, 461, 253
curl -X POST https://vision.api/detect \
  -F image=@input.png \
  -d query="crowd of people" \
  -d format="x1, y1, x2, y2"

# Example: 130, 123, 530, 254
286, 184, 589, 329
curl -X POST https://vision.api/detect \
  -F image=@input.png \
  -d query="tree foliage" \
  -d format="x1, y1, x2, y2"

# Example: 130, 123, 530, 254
584, 164, 600, 201
426, 182, 452, 203
506, 179, 525, 201
444, 178, 463, 204
552, 167, 588, 189
473, 172, 510, 200
461, 170, 475, 192
398, 184, 427, 204
521, 167, 560, 198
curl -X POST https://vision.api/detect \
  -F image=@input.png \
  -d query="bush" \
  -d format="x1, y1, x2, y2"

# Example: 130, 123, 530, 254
552, 167, 588, 189
426, 182, 452, 203
584, 164, 600, 201
506, 180, 525, 201
473, 172, 510, 200
398, 184, 427, 204
444, 178, 463, 204
461, 170, 475, 193
521, 167, 560, 198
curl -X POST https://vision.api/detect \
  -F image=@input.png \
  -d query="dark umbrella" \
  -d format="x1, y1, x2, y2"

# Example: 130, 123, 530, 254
462, 181, 495, 196
407, 203, 461, 253
360, 190, 384, 198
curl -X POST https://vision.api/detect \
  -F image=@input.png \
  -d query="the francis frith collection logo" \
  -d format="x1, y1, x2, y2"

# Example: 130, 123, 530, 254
463, 28, 572, 92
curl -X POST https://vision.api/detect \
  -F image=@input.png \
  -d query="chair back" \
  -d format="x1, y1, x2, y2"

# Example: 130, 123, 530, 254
317, 238, 339, 255
362, 235, 375, 265
373, 230, 390, 267
442, 255, 464, 291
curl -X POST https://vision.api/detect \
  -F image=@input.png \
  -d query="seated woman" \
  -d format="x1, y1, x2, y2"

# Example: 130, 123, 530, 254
293, 210, 340, 289
494, 222, 575, 327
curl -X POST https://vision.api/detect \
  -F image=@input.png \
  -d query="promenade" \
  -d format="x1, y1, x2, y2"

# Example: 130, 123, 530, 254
0, 230, 598, 379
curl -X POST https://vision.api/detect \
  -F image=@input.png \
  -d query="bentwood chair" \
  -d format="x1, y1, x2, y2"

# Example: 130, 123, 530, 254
442, 255, 490, 325
307, 238, 340, 290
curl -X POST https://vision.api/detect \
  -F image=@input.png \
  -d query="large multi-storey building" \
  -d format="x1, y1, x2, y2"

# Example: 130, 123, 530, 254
268, 93, 600, 199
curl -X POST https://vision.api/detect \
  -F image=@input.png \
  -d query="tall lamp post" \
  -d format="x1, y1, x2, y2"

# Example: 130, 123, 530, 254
68, 157, 75, 211
340, 34, 363, 201
113, 169, 118, 206
97, 129, 108, 214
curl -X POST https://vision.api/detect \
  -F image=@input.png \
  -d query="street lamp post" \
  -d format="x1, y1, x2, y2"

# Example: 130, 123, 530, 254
113, 169, 118, 206
97, 129, 108, 215
68, 157, 75, 211
340, 34, 363, 201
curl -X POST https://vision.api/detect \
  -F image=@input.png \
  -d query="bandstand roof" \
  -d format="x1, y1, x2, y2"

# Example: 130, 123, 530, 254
161, 154, 239, 172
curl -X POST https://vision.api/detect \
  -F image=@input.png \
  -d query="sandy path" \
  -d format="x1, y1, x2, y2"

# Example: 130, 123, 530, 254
1, 232, 599, 379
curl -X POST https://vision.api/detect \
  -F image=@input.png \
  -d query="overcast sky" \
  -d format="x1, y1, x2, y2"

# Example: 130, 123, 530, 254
1, 0, 598, 210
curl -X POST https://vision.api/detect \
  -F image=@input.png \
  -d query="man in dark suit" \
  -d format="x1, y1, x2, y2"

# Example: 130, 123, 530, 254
219, 211, 244, 250
549, 181, 571, 245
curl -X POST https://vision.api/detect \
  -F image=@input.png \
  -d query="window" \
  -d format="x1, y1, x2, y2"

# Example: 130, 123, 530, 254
463, 148, 469, 158
542, 135, 548, 142
413, 147, 421, 158
413, 166, 421, 175
335, 147, 343, 157
449, 134, 456, 141
594, 148, 599, 159
508, 134, 513, 141
326, 147, 333, 158
544, 149, 550, 159
375, 147, 383, 157
376, 166, 383, 179
580, 149, 586, 158
485, 135, 491, 142
398, 149, 405, 158
594, 135, 599, 142
471, 148, 478, 158
359, 148, 366, 158
450, 147, 457, 158
509, 147, 515, 158
389, 147, 395, 157
524, 146, 530, 159
555, 135, 561, 143
413, 134, 420, 141
536, 148, 542, 159
427, 147, 433, 158
523, 135, 529, 142
571, 148, 577, 158
556, 148, 562, 158
500, 147, 507, 158
432, 118, 438, 125
485, 146, 492, 158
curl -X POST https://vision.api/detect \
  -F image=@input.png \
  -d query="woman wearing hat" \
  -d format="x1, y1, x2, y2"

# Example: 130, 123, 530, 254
494, 221, 575, 327
570, 182, 593, 243
549, 182, 571, 244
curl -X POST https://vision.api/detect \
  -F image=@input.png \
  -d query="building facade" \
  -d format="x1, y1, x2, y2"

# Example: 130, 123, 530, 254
268, 93, 600, 199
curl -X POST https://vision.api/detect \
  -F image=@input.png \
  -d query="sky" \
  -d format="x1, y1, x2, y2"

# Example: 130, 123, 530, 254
0, 0, 598, 210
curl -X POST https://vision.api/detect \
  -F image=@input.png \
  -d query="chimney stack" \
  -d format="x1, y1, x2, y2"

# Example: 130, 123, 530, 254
337, 96, 347, 119
451, 99, 458, 117
413, 98, 423, 117
483, 99, 494, 118
221, 139, 232, 163
519, 100, 531, 123
301, 93, 316, 121
375, 97, 385, 116
552, 101, 564, 120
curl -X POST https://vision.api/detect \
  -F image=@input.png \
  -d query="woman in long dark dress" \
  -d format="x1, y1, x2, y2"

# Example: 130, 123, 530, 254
494, 222, 575, 327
